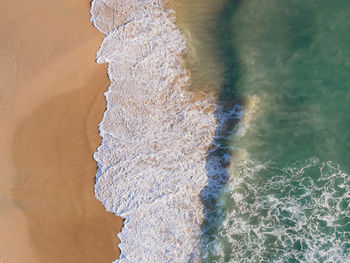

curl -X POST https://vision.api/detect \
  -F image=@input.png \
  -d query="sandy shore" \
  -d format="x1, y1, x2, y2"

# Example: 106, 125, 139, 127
0, 0, 122, 262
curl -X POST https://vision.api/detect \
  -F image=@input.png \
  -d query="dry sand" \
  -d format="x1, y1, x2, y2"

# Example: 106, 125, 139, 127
0, 0, 122, 262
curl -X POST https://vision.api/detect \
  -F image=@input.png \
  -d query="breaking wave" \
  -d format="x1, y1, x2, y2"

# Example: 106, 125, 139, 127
203, 157, 350, 262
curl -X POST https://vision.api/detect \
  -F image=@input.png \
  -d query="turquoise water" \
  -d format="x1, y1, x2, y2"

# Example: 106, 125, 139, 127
186, 0, 350, 262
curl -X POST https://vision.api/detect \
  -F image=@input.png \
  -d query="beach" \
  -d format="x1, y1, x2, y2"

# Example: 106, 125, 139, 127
2, 0, 349, 261
0, 0, 122, 262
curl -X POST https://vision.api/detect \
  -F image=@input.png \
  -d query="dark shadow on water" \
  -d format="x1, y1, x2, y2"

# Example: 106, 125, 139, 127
199, 0, 244, 261
198, 1, 322, 261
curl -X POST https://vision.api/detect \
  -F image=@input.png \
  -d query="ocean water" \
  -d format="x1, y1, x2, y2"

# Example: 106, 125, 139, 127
177, 0, 350, 262
91, 0, 350, 262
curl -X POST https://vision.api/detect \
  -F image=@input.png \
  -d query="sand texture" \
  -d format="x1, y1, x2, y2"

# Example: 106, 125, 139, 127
0, 0, 122, 262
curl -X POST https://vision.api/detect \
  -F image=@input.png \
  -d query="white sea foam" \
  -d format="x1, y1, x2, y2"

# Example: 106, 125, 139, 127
90, 0, 231, 261
203, 158, 350, 262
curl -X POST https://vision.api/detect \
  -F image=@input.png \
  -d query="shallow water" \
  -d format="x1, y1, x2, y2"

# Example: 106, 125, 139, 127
90, 0, 350, 261
173, 0, 350, 261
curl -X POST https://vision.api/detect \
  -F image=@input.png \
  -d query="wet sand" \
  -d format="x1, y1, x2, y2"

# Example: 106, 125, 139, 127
0, 0, 122, 262
167, 0, 226, 94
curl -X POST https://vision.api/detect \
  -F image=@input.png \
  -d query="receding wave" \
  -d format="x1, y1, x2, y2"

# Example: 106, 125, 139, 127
90, 0, 232, 261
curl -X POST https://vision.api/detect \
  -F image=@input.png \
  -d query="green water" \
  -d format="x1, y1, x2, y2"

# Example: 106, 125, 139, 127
231, 0, 350, 166
175, 0, 350, 262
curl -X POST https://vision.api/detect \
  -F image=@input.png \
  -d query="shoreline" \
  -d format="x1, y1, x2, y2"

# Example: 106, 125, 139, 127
90, 0, 221, 261
0, 0, 122, 262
